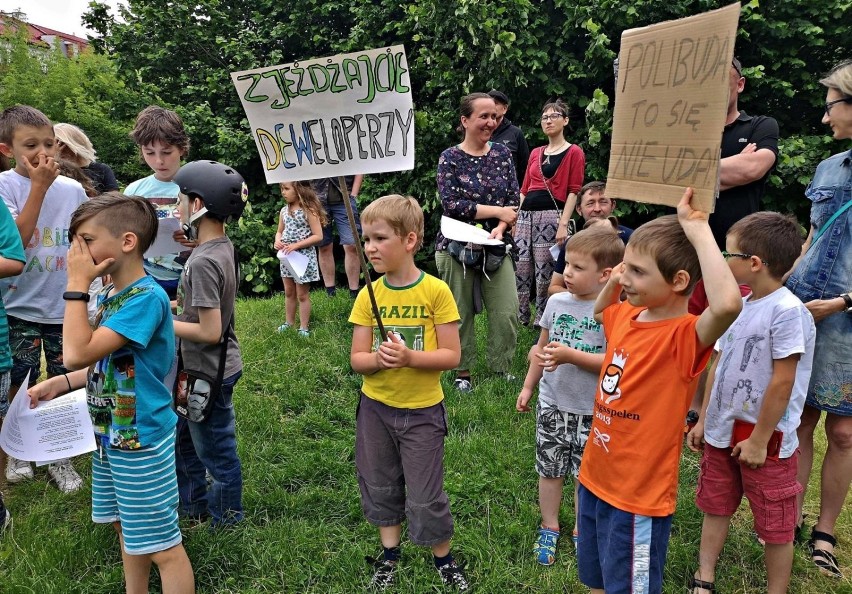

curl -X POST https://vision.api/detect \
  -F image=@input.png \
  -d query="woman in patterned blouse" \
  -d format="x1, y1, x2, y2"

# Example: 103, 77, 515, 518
435, 92, 520, 392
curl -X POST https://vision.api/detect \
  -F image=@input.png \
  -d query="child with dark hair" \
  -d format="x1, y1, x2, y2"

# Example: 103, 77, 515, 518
687, 212, 814, 594
28, 192, 194, 592
125, 105, 193, 299
0, 105, 87, 492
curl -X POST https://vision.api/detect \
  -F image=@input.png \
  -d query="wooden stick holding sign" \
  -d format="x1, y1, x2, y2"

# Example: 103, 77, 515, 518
337, 175, 387, 342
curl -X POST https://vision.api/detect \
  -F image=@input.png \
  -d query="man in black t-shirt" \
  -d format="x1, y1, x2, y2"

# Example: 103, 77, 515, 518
488, 89, 530, 185
710, 57, 779, 249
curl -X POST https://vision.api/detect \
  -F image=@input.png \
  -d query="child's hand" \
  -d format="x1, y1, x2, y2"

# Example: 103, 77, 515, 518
609, 262, 625, 286
732, 437, 767, 469
67, 236, 113, 289
173, 229, 196, 249
280, 243, 293, 255
686, 420, 705, 452
24, 154, 59, 189
537, 342, 573, 372
28, 377, 64, 409
274, 239, 285, 251
676, 187, 709, 230
516, 387, 534, 412
376, 332, 411, 368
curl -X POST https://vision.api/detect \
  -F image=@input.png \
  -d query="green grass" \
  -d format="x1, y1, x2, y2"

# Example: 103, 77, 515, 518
1, 292, 850, 593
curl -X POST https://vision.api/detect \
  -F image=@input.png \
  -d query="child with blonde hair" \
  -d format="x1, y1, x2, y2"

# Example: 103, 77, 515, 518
274, 181, 327, 336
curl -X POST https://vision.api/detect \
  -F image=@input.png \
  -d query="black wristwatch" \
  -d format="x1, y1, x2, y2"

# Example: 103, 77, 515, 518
62, 291, 90, 302
841, 292, 852, 313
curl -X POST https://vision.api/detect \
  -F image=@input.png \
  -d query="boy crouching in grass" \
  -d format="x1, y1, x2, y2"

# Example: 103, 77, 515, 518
577, 188, 743, 594
29, 193, 194, 593
516, 225, 624, 566
349, 195, 468, 591
687, 213, 815, 594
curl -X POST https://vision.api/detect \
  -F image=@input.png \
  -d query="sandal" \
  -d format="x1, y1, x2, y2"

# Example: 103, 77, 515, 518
809, 530, 842, 578
687, 574, 715, 593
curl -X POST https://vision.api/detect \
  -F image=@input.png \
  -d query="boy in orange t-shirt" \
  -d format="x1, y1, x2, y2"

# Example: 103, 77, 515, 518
576, 188, 743, 594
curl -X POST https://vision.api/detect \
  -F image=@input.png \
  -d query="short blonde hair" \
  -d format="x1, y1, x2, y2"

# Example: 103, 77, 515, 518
54, 123, 97, 164
360, 194, 424, 252
566, 225, 624, 270
628, 215, 700, 295
820, 60, 852, 96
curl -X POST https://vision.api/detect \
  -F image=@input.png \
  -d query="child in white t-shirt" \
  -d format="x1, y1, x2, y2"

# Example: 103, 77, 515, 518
687, 212, 816, 594
516, 225, 624, 565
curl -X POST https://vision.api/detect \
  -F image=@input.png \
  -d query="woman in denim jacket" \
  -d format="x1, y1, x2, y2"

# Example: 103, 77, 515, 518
785, 60, 852, 579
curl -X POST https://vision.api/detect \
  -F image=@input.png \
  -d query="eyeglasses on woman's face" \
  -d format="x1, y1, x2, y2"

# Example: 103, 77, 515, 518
825, 97, 852, 115
540, 113, 566, 123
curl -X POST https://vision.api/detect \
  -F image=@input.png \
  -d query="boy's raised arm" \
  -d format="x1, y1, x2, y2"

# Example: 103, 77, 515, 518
677, 188, 742, 347
593, 263, 624, 322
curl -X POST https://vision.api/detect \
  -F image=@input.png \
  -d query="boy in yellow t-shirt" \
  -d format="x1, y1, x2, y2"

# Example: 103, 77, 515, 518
349, 195, 468, 592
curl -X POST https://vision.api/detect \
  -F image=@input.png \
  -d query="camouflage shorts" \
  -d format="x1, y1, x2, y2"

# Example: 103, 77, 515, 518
8, 317, 66, 388
535, 400, 592, 479
0, 370, 11, 418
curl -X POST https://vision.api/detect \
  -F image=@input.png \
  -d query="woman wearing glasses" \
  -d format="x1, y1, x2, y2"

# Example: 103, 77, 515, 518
514, 100, 585, 327
785, 60, 852, 579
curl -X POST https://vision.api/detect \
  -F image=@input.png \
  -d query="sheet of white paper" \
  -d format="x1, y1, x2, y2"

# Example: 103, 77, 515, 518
277, 249, 309, 279
440, 216, 504, 246
0, 375, 96, 463
145, 216, 185, 258
549, 243, 561, 260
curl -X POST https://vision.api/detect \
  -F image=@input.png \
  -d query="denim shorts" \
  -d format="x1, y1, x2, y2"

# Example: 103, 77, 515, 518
696, 444, 802, 544
321, 198, 361, 246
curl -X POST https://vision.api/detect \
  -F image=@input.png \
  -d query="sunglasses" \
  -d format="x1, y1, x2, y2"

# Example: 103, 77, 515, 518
722, 251, 768, 266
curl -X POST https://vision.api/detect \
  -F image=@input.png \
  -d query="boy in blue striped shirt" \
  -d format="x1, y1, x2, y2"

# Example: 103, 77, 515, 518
29, 193, 194, 593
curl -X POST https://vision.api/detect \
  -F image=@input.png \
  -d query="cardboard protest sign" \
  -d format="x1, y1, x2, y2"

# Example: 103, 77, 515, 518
231, 46, 414, 183
606, 3, 740, 212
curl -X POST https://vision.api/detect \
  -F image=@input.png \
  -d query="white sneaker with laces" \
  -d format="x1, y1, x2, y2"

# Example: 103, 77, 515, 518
48, 459, 83, 494
5, 456, 34, 483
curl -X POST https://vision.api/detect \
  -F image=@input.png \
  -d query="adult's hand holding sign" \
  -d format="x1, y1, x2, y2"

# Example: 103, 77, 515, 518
606, 3, 740, 212
231, 46, 414, 183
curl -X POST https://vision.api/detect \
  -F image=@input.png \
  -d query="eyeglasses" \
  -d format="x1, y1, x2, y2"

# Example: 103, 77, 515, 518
825, 97, 852, 115
540, 114, 566, 122
722, 251, 768, 265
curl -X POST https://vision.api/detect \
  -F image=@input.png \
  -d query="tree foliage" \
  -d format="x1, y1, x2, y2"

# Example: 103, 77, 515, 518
15, 0, 848, 294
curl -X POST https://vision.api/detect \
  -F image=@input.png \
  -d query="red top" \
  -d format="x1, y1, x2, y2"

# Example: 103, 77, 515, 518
520, 144, 585, 201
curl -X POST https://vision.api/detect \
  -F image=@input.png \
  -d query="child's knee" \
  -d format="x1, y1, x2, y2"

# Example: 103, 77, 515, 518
296, 287, 310, 303
150, 542, 189, 568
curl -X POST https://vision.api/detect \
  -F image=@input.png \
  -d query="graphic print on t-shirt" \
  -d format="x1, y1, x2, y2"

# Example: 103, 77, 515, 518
550, 312, 603, 353
87, 350, 140, 450
372, 325, 425, 352
600, 349, 628, 405
714, 333, 767, 414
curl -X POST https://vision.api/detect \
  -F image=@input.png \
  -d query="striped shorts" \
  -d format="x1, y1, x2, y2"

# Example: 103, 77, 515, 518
92, 430, 182, 555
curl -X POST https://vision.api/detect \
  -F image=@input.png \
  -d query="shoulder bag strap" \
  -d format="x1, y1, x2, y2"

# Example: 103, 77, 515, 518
809, 198, 852, 251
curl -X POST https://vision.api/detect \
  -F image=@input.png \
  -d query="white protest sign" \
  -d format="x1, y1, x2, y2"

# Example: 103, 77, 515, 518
606, 3, 740, 212
232, 46, 414, 183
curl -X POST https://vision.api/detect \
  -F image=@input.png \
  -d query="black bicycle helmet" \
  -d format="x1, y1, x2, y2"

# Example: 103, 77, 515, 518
174, 160, 248, 221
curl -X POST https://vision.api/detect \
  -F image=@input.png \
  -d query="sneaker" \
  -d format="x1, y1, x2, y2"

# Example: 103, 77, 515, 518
48, 459, 83, 494
298, 328, 310, 337
366, 556, 397, 590
453, 378, 472, 393
436, 560, 470, 591
534, 526, 560, 565
5, 456, 33, 483
276, 323, 291, 332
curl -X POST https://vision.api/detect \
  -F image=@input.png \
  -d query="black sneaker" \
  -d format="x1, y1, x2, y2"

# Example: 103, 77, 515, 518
366, 556, 397, 590
437, 560, 470, 591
